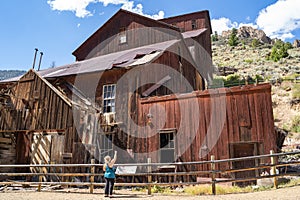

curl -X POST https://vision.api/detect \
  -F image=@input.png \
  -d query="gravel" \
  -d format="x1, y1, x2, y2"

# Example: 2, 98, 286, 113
1, 185, 300, 200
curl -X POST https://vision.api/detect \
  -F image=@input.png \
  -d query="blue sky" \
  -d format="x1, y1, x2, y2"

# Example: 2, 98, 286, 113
1, 0, 299, 71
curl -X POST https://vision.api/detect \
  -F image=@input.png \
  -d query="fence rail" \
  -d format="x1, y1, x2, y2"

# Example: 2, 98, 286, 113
0, 150, 300, 195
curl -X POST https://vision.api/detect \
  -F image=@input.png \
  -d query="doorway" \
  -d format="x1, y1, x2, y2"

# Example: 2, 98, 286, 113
230, 142, 259, 186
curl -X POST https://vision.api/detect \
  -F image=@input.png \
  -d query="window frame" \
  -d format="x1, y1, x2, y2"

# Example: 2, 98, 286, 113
191, 20, 197, 30
159, 130, 176, 163
119, 27, 127, 44
102, 84, 116, 113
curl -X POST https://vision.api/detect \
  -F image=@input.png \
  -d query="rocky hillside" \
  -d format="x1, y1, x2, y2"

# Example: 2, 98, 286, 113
212, 26, 300, 142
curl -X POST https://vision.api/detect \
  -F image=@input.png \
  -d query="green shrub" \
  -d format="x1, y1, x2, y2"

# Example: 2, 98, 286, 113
291, 115, 300, 133
268, 40, 290, 62
251, 38, 260, 48
224, 74, 241, 86
244, 59, 253, 64
254, 75, 264, 83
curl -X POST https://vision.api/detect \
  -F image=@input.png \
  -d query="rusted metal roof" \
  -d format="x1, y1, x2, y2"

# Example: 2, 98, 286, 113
1, 40, 179, 83
182, 28, 207, 39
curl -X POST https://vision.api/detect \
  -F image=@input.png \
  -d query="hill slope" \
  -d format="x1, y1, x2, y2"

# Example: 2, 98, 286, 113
0, 70, 26, 81
211, 28, 300, 143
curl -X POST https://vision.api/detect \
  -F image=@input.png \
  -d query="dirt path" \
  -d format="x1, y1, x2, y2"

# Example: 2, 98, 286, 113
1, 186, 300, 200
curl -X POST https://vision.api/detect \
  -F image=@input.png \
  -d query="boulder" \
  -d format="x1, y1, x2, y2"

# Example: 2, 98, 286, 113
293, 39, 300, 48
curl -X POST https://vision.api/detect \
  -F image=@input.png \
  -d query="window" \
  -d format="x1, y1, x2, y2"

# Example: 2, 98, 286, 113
191, 20, 197, 30
119, 27, 127, 44
159, 131, 175, 163
103, 84, 116, 113
99, 134, 113, 159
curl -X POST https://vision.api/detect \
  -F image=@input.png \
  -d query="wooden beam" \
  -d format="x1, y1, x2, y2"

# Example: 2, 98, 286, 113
142, 75, 171, 97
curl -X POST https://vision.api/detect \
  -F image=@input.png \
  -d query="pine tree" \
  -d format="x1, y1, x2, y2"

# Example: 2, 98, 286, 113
211, 31, 219, 41
228, 28, 239, 46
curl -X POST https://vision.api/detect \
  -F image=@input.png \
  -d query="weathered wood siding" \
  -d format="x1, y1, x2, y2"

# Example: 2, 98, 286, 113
73, 11, 180, 61
0, 70, 77, 167
135, 83, 276, 174
0, 133, 16, 172
160, 10, 212, 56
0, 70, 72, 132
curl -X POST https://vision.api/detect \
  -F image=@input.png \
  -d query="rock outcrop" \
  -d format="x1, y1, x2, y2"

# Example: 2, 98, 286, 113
222, 26, 272, 44
293, 39, 300, 48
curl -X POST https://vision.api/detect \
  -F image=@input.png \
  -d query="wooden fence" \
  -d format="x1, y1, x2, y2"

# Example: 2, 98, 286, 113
0, 150, 300, 195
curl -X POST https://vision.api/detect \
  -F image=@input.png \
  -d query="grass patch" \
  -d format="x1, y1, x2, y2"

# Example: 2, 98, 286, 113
183, 184, 253, 195
183, 178, 300, 195
283, 74, 300, 82
280, 178, 300, 188
244, 59, 253, 64
292, 84, 300, 99
151, 185, 172, 194
291, 115, 300, 133
131, 178, 300, 196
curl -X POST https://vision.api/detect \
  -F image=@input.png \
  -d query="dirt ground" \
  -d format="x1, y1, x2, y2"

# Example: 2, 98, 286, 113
1, 185, 300, 200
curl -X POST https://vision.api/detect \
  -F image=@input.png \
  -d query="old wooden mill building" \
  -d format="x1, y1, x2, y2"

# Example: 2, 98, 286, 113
0, 9, 276, 181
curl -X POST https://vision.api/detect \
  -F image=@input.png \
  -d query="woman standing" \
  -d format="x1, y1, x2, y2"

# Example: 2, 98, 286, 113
103, 151, 117, 198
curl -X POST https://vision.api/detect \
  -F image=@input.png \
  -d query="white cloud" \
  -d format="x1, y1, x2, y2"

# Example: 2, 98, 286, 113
211, 18, 238, 34
238, 23, 258, 29
47, 0, 164, 19
47, 0, 94, 18
211, 0, 300, 41
256, 0, 300, 40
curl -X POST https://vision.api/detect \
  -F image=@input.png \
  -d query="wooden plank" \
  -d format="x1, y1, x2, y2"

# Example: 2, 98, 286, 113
261, 90, 275, 152
236, 92, 251, 127
47, 90, 54, 129
253, 91, 264, 147
19, 77, 35, 83
0, 144, 15, 150
0, 151, 16, 156
248, 92, 258, 141
198, 95, 208, 169
0, 137, 12, 144
230, 94, 240, 142
57, 99, 63, 129
218, 90, 230, 164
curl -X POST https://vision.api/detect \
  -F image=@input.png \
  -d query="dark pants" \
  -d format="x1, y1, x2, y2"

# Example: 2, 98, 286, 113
104, 178, 115, 196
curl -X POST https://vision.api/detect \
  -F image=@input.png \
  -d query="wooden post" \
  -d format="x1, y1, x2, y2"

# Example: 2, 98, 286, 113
211, 155, 216, 195
270, 150, 278, 189
90, 159, 95, 194
147, 158, 152, 195
37, 175, 42, 192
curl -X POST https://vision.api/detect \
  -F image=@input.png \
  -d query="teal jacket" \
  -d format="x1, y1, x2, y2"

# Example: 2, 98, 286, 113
104, 165, 116, 179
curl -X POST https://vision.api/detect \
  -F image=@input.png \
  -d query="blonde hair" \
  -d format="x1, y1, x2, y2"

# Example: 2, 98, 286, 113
104, 155, 111, 163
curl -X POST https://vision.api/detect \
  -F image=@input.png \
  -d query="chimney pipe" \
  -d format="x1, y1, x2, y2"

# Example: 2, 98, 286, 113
32, 48, 38, 69
38, 52, 43, 71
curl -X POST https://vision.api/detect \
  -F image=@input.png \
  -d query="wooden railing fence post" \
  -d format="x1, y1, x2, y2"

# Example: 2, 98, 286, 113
270, 150, 278, 189
90, 159, 95, 194
211, 155, 216, 195
37, 164, 43, 192
147, 158, 152, 195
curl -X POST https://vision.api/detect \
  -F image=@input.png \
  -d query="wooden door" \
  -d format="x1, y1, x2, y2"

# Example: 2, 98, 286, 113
230, 143, 257, 186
